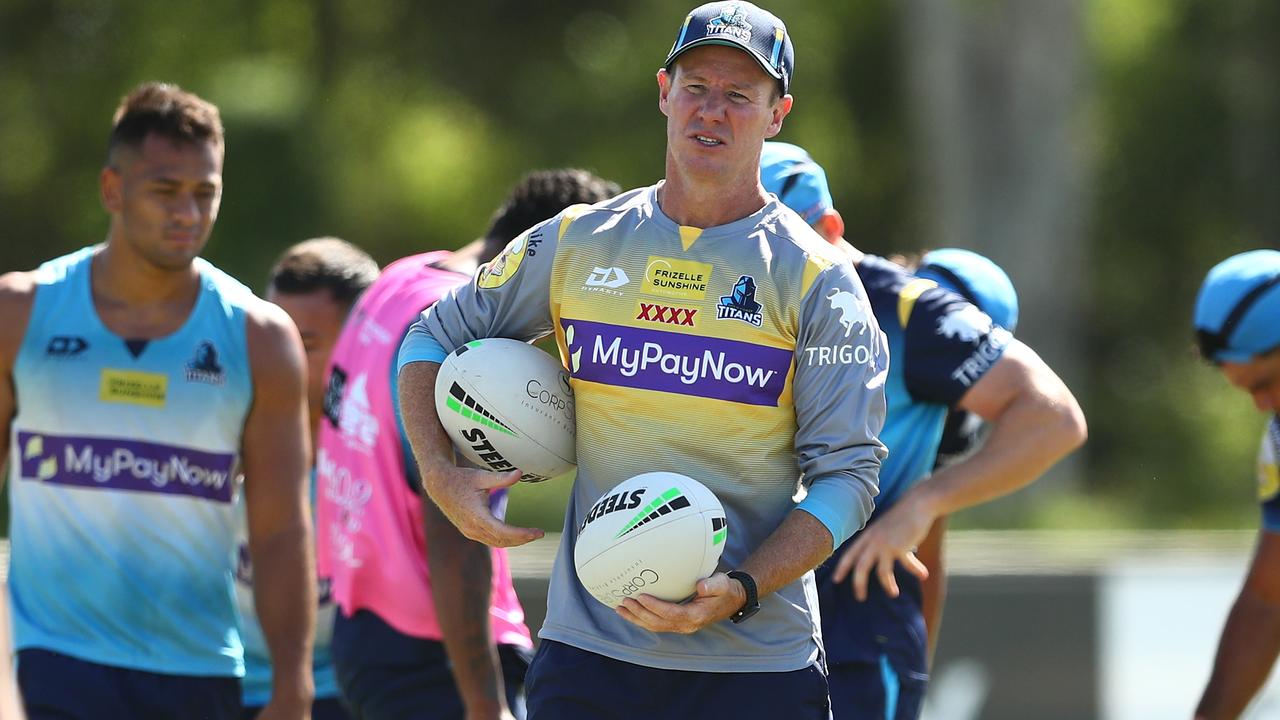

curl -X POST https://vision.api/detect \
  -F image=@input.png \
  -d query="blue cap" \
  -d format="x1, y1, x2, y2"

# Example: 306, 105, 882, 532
917, 248, 1020, 333
1193, 249, 1280, 363
665, 2, 795, 94
759, 141, 833, 225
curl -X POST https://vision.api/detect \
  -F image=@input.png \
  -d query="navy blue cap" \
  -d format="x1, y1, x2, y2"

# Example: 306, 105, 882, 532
1194, 249, 1280, 363
759, 142, 833, 224
918, 248, 1020, 333
665, 2, 795, 94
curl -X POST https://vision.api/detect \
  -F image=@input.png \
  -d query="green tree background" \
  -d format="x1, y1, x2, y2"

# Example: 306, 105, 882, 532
1, 0, 1276, 531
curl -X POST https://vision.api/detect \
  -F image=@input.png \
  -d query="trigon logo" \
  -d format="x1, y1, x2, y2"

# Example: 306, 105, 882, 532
937, 306, 993, 343
826, 289, 871, 338
585, 267, 629, 289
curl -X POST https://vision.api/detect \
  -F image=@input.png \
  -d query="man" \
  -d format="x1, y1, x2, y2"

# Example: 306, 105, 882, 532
235, 238, 380, 719
760, 141, 1086, 719
0, 83, 315, 719
397, 4, 889, 718
316, 169, 619, 720
1192, 249, 1280, 720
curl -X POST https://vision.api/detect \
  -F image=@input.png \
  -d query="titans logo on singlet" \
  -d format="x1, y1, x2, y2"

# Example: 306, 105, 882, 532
7, 246, 253, 677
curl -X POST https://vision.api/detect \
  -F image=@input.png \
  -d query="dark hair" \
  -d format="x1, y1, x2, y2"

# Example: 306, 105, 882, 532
267, 237, 380, 309
482, 169, 620, 257
107, 82, 224, 163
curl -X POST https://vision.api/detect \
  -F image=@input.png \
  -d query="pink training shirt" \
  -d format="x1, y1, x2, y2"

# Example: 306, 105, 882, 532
315, 252, 532, 648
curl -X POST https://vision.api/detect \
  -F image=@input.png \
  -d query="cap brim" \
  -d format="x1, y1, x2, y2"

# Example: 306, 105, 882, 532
665, 37, 784, 82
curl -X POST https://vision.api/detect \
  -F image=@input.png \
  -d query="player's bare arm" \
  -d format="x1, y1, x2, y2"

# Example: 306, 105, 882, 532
422, 494, 514, 720
242, 298, 317, 717
0, 272, 36, 473
835, 339, 1087, 600
398, 360, 541, 548
618, 509, 834, 634
1194, 531, 1280, 720
0, 272, 34, 720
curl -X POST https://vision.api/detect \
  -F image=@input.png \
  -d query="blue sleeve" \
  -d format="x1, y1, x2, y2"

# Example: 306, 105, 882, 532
397, 319, 448, 371
797, 478, 866, 549
902, 285, 1012, 406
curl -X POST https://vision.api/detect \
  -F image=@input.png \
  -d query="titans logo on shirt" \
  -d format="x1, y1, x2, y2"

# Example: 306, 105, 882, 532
716, 275, 764, 327
185, 340, 225, 385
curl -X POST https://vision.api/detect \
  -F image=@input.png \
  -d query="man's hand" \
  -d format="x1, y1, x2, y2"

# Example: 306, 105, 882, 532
616, 572, 746, 634
421, 464, 543, 547
830, 492, 933, 601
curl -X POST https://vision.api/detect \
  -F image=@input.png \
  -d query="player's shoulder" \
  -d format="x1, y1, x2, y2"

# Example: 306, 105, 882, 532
0, 270, 38, 325
555, 185, 650, 241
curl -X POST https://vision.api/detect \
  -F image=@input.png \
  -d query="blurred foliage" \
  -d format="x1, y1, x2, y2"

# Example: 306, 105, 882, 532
1, 0, 1277, 532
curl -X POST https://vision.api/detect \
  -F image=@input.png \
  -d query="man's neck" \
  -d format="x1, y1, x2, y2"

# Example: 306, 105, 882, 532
657, 172, 769, 229
94, 239, 200, 306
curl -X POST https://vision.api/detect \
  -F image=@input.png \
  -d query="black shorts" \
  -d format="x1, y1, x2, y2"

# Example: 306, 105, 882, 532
525, 640, 831, 720
18, 648, 241, 720
330, 608, 532, 720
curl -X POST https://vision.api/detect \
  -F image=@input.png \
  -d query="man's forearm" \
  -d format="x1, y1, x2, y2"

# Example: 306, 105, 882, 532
1196, 594, 1280, 719
424, 497, 507, 715
742, 509, 835, 597
252, 522, 317, 703
920, 395, 1085, 518
399, 361, 453, 488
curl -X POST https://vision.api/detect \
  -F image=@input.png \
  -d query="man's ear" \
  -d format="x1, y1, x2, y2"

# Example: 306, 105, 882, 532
764, 93, 794, 138
100, 166, 123, 213
657, 68, 673, 117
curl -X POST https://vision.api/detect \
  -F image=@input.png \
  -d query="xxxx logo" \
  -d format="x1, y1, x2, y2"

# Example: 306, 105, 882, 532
636, 302, 697, 327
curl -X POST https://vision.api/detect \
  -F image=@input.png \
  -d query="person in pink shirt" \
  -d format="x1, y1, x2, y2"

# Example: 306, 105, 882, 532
317, 169, 619, 720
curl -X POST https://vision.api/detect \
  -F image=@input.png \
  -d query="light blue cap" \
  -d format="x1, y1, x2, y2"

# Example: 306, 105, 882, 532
1193, 249, 1280, 363
917, 248, 1019, 332
759, 141, 834, 225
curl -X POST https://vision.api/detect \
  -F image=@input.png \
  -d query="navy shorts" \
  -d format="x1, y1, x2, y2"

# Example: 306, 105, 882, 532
330, 609, 531, 720
827, 660, 927, 720
525, 640, 831, 720
18, 648, 241, 720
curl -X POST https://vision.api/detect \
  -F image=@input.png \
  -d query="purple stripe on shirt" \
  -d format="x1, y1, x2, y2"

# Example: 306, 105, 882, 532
561, 318, 791, 406
15, 430, 236, 502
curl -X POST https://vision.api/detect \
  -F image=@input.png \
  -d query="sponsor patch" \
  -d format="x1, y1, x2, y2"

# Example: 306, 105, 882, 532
100, 369, 168, 407
16, 430, 236, 502
643, 257, 713, 300
478, 231, 539, 289
635, 302, 698, 327
562, 318, 791, 407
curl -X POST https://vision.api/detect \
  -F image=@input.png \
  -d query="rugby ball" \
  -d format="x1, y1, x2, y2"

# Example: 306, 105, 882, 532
435, 338, 575, 482
574, 472, 727, 607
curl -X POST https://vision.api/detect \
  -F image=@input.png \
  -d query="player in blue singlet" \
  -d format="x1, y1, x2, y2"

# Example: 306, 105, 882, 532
761, 141, 1086, 720
0, 83, 315, 720
1192, 250, 1280, 720
235, 238, 379, 720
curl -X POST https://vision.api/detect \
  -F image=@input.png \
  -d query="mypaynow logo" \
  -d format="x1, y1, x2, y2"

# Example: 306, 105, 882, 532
562, 318, 791, 406
16, 430, 235, 503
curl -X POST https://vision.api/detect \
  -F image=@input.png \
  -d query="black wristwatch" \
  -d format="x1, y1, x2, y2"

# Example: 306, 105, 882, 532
727, 570, 761, 624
